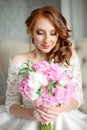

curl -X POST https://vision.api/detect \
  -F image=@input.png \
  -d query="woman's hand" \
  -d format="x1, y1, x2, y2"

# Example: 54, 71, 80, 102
35, 105, 60, 122
33, 107, 45, 122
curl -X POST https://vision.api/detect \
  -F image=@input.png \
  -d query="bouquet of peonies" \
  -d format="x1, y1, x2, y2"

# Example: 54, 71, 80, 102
18, 60, 75, 130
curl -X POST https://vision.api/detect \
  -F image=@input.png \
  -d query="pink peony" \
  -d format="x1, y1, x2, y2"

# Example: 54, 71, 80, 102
19, 61, 75, 106
18, 60, 75, 128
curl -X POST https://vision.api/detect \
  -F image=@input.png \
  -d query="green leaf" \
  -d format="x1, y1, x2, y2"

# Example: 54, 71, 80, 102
47, 80, 55, 94
54, 82, 62, 87
18, 67, 33, 76
24, 61, 30, 67
36, 87, 42, 96
18, 61, 34, 77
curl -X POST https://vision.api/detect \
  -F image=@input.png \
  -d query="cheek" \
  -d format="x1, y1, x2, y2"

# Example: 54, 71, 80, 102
34, 36, 44, 43
52, 37, 58, 44
51, 37, 58, 47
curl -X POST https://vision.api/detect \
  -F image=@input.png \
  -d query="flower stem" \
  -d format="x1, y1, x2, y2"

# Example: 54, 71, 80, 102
40, 123, 52, 130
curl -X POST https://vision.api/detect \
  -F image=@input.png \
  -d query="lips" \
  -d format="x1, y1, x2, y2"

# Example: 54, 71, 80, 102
42, 44, 50, 49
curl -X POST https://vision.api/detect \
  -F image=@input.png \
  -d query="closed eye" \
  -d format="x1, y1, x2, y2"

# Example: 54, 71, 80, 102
51, 31, 57, 36
36, 30, 44, 35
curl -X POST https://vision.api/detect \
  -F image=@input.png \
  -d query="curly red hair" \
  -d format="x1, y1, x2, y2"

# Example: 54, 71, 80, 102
25, 6, 72, 64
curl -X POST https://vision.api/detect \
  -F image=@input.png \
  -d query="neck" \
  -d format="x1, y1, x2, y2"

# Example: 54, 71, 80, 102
33, 49, 47, 61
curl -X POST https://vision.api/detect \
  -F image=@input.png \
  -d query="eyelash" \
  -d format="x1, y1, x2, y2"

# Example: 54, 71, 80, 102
51, 33, 57, 36
36, 31, 43, 35
36, 31, 57, 36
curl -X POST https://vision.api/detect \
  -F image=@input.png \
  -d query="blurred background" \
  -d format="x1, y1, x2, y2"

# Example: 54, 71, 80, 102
0, 0, 87, 43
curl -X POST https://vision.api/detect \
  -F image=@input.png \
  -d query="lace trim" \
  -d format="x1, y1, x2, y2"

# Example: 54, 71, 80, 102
5, 56, 83, 112
62, 55, 83, 107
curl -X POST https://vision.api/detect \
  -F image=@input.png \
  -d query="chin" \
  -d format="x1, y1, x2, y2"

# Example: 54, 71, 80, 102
41, 47, 53, 52
41, 49, 52, 53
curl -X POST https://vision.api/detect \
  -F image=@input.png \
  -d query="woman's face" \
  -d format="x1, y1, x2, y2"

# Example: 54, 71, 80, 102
32, 17, 59, 53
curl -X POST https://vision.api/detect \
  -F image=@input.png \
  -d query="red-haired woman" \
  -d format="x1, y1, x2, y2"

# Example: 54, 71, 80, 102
0, 5, 87, 130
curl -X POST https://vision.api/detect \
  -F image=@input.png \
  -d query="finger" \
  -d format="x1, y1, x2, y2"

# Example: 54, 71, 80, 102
37, 106, 59, 116
37, 108, 58, 120
34, 110, 44, 122
41, 115, 55, 122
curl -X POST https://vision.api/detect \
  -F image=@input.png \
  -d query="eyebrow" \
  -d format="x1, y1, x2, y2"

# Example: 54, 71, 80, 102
36, 28, 56, 31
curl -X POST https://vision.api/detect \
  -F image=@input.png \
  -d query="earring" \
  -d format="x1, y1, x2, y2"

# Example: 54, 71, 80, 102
32, 38, 34, 44
29, 38, 35, 50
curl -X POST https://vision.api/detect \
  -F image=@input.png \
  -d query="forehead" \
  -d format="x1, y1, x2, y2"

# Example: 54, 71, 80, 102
34, 17, 55, 30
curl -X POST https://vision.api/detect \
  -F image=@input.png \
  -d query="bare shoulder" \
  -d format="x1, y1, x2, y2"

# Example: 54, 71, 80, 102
12, 51, 34, 64
12, 53, 27, 63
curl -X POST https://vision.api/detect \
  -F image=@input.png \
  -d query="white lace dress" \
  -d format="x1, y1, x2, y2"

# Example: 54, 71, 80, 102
0, 55, 87, 130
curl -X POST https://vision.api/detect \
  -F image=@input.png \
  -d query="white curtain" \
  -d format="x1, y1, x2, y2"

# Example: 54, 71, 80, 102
61, 0, 87, 39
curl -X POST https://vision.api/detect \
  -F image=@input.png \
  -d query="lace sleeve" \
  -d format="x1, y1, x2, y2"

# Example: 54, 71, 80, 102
5, 60, 22, 112
67, 54, 84, 108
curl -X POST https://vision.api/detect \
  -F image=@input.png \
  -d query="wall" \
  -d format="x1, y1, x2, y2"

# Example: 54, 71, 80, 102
0, 0, 61, 43
61, 0, 87, 39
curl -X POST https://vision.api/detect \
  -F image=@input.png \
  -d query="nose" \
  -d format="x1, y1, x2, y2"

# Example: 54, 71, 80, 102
44, 34, 50, 44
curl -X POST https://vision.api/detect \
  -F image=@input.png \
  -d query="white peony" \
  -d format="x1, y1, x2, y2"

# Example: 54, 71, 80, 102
30, 90, 39, 100
59, 79, 66, 86
28, 71, 48, 90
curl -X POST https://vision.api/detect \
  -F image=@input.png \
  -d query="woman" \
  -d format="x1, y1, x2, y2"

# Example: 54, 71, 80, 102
0, 5, 87, 130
